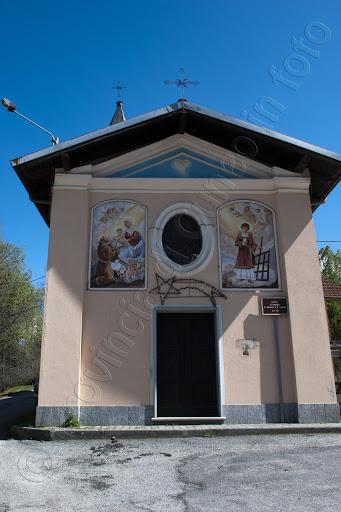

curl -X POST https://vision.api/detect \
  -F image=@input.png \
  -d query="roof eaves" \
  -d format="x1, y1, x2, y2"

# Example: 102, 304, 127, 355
10, 100, 341, 169
183, 102, 341, 163
11, 101, 183, 167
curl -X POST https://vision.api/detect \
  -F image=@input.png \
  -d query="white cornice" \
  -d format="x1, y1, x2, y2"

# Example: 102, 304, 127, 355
54, 174, 92, 189
54, 174, 310, 193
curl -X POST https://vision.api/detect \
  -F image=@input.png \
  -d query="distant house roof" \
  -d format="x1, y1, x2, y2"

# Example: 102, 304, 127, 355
322, 277, 341, 300
10, 100, 341, 226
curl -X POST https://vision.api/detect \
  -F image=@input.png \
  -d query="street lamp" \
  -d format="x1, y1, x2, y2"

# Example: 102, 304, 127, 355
1, 97, 59, 145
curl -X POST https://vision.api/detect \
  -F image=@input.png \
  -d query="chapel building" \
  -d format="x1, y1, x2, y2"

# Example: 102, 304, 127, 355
11, 99, 341, 425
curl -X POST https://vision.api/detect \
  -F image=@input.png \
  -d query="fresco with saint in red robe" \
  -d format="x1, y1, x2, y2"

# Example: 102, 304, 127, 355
218, 201, 279, 289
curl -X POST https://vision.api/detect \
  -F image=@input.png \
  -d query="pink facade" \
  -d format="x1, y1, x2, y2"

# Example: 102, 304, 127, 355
36, 155, 338, 425
10, 102, 339, 425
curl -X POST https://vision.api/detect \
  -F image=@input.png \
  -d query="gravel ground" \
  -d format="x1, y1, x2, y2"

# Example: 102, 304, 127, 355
0, 434, 340, 511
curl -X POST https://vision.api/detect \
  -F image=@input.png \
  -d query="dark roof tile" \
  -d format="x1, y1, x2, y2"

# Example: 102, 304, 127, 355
322, 277, 341, 300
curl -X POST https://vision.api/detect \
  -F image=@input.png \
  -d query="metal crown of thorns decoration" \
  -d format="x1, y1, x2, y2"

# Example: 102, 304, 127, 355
149, 273, 227, 306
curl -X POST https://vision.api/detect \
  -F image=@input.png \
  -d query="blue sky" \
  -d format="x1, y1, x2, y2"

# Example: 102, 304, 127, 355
0, 0, 340, 281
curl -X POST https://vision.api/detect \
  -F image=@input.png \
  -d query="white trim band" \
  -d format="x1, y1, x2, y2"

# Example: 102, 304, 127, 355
53, 175, 311, 193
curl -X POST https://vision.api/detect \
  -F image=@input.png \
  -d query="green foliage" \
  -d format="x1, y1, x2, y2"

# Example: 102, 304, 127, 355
0, 384, 33, 396
319, 246, 341, 341
326, 301, 341, 340
319, 245, 341, 284
0, 238, 44, 391
64, 412, 80, 428
202, 431, 216, 437
334, 358, 341, 382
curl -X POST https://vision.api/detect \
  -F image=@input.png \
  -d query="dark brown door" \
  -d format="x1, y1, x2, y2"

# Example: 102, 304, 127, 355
156, 312, 218, 417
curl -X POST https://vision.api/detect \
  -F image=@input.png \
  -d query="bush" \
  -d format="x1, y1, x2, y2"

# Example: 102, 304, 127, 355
64, 412, 80, 428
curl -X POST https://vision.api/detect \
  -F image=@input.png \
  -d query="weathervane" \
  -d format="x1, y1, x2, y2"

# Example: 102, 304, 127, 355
112, 81, 127, 100
164, 67, 199, 99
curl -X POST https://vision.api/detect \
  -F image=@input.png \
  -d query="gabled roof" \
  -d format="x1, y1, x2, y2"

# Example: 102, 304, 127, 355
10, 100, 341, 225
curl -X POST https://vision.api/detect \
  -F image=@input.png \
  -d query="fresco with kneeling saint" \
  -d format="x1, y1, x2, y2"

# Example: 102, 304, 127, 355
89, 200, 146, 289
218, 201, 279, 289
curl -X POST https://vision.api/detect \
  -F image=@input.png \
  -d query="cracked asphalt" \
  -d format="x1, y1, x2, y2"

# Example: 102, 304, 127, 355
0, 434, 340, 511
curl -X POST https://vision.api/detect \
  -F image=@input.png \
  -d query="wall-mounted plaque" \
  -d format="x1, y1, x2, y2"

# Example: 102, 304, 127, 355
261, 297, 288, 315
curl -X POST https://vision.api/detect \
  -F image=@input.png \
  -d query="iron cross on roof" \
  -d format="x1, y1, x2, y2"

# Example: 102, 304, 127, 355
112, 81, 127, 100
164, 67, 199, 99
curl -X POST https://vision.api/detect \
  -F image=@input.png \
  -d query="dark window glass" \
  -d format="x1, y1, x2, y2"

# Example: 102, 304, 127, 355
162, 214, 202, 265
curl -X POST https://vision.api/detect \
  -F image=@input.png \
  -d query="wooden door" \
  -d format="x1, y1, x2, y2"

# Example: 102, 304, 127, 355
156, 312, 218, 417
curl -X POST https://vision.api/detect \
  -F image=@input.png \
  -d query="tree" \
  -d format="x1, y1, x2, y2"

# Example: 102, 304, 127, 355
319, 245, 341, 339
319, 245, 341, 383
0, 239, 44, 392
319, 246, 341, 284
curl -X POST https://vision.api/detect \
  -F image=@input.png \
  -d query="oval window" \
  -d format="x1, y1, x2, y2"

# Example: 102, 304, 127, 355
162, 214, 203, 266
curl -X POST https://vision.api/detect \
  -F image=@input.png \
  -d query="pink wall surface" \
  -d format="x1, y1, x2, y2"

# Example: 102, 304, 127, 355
38, 184, 337, 411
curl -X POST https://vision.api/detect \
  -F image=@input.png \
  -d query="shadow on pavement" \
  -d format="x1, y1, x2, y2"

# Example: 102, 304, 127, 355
0, 391, 37, 439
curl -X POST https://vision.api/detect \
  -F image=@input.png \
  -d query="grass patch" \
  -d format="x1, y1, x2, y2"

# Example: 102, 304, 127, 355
202, 431, 216, 438
0, 384, 33, 396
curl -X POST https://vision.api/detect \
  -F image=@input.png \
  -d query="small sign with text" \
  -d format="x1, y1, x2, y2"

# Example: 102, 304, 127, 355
261, 298, 288, 315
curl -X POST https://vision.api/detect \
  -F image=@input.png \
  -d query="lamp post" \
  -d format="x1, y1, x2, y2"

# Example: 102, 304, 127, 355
1, 97, 59, 146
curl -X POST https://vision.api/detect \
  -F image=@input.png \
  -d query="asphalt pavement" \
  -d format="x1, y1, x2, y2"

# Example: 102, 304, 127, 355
0, 391, 37, 439
0, 434, 340, 511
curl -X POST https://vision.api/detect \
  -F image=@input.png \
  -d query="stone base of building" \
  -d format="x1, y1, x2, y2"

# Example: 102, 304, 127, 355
222, 404, 340, 424
35, 403, 340, 427
35, 406, 154, 427
296, 403, 340, 423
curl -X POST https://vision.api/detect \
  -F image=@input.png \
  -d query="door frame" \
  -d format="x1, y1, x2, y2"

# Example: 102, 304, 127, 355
150, 304, 225, 420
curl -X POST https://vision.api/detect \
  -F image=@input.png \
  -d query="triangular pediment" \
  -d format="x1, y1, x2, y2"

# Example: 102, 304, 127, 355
69, 134, 300, 180
100, 149, 258, 179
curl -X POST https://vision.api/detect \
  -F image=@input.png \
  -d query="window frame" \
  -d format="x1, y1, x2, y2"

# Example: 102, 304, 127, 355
151, 203, 215, 277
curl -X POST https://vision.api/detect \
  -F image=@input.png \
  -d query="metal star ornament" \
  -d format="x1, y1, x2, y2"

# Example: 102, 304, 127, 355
149, 274, 181, 305
149, 273, 226, 306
